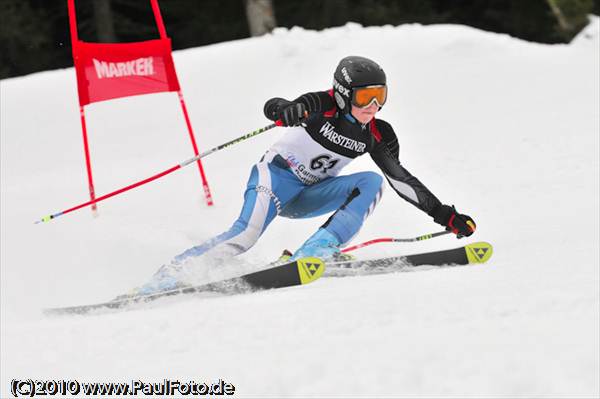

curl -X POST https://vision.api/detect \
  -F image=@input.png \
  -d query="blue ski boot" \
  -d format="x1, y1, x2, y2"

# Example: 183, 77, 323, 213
290, 228, 341, 261
133, 262, 187, 296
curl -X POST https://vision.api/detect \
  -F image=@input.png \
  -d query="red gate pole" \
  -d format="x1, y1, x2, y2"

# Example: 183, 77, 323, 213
150, 0, 213, 206
78, 106, 98, 213
178, 91, 214, 205
68, 0, 98, 214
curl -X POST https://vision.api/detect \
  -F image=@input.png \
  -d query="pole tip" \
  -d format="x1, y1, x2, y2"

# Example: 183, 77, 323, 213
34, 215, 52, 224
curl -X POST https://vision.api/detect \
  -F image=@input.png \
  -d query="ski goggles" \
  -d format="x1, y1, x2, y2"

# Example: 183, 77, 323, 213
352, 85, 387, 108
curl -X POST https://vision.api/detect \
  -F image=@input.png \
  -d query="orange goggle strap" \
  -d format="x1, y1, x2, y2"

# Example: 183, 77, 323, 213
352, 85, 387, 108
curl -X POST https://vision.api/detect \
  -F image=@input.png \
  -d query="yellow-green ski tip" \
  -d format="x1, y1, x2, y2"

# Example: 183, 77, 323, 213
465, 242, 493, 263
296, 257, 325, 284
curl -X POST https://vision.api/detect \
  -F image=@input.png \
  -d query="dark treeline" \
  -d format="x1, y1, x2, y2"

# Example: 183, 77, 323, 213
1, 0, 598, 80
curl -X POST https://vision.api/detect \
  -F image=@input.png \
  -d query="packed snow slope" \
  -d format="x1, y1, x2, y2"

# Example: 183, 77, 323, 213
2, 18, 599, 398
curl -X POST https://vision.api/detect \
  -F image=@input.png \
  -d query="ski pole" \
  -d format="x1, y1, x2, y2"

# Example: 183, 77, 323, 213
35, 120, 283, 224
341, 230, 451, 253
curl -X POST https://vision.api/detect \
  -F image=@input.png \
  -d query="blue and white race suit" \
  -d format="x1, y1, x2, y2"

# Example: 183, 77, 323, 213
173, 90, 444, 263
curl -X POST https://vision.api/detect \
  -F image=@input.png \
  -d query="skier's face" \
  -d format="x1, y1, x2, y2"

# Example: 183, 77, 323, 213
351, 102, 379, 124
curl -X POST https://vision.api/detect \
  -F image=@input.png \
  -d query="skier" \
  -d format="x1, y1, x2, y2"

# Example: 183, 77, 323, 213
136, 56, 476, 295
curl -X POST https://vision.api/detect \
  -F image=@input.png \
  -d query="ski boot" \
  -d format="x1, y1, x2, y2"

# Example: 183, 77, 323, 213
279, 247, 355, 263
113, 263, 188, 301
290, 228, 342, 261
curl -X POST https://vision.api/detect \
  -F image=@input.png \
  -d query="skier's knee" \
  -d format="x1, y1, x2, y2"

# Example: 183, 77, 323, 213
226, 218, 263, 251
364, 171, 384, 185
357, 171, 384, 195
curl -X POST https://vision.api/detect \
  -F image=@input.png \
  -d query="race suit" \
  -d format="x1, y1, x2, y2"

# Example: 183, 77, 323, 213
173, 90, 443, 262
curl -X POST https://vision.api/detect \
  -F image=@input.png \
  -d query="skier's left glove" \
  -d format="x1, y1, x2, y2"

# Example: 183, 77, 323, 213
277, 102, 308, 127
431, 205, 476, 238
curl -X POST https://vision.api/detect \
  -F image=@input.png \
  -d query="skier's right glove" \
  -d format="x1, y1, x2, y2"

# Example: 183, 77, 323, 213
431, 205, 476, 238
277, 102, 308, 127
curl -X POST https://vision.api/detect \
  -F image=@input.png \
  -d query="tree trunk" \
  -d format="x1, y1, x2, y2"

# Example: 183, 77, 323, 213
245, 0, 277, 37
93, 0, 117, 42
546, 0, 572, 33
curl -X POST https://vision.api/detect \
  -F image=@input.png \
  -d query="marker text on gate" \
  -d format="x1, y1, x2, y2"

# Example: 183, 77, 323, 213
92, 57, 155, 79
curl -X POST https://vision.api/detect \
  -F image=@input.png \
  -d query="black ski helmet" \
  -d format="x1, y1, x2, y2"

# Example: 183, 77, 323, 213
333, 56, 386, 114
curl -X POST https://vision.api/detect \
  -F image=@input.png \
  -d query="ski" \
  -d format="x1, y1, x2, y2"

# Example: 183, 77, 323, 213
325, 241, 493, 276
44, 257, 325, 316
44, 242, 493, 315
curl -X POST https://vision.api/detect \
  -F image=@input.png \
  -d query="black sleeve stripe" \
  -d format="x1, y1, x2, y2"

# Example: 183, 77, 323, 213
309, 93, 318, 111
375, 119, 400, 159
315, 92, 322, 111
264, 91, 334, 121
294, 91, 335, 113
388, 138, 399, 159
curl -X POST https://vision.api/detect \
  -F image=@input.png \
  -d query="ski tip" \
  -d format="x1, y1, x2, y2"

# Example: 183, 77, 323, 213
465, 242, 493, 264
43, 306, 87, 317
296, 257, 326, 284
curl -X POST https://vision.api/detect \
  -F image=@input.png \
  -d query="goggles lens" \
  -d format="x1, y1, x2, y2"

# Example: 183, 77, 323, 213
352, 85, 387, 108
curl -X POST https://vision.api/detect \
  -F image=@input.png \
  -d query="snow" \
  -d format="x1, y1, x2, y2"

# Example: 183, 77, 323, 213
2, 17, 599, 397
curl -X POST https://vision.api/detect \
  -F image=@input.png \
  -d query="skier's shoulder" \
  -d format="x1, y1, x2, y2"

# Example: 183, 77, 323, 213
368, 118, 400, 159
294, 89, 337, 116
370, 118, 397, 143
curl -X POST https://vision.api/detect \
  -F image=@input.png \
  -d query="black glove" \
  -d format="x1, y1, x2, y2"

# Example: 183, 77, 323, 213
431, 205, 476, 238
277, 102, 308, 127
